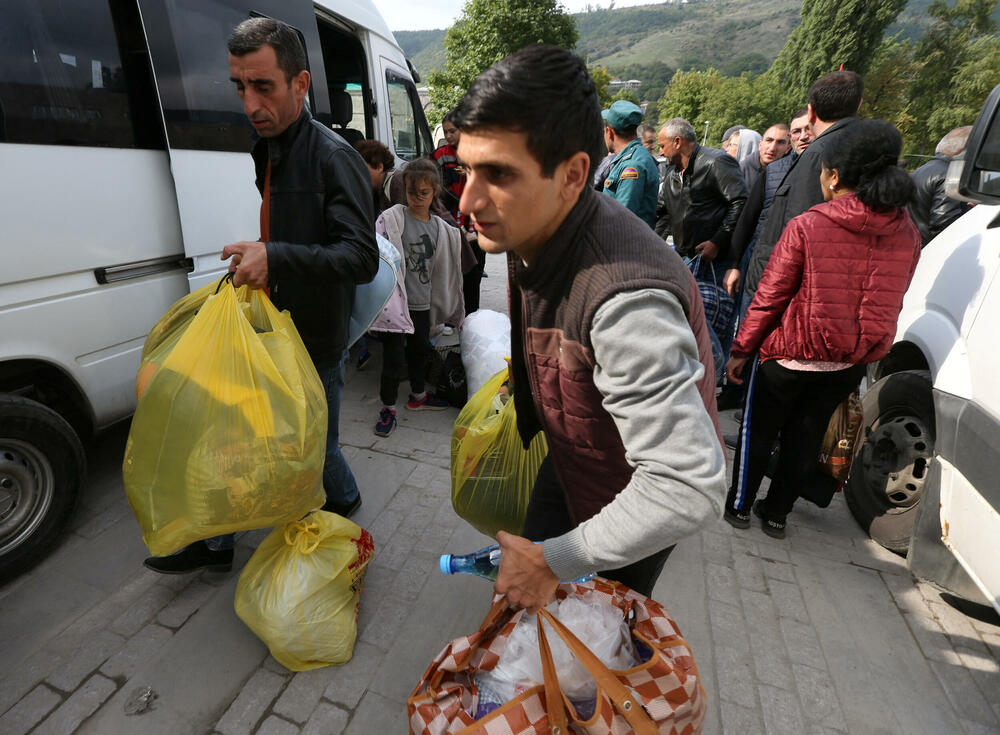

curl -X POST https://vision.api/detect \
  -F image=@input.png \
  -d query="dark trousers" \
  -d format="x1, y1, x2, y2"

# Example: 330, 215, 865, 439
522, 455, 673, 597
378, 309, 433, 405
727, 359, 864, 519
463, 238, 486, 315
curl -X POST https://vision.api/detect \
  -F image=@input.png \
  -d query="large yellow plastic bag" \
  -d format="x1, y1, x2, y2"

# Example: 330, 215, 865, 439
123, 277, 327, 556
451, 368, 547, 537
235, 511, 375, 671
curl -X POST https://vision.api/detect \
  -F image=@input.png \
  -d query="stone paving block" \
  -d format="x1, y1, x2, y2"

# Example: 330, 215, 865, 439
734, 551, 768, 593
34, 674, 117, 735
961, 718, 1000, 735
100, 623, 173, 680
928, 599, 991, 653
759, 683, 807, 735
740, 588, 779, 632
343, 690, 405, 734
705, 562, 741, 607
713, 644, 758, 708
779, 618, 825, 667
156, 579, 218, 629
255, 715, 301, 735
50, 569, 161, 649
700, 531, 731, 565
359, 588, 412, 651
45, 629, 126, 692
849, 539, 910, 576
881, 572, 933, 618
215, 669, 288, 735
806, 726, 847, 735
0, 684, 61, 735
768, 578, 810, 623
0, 647, 66, 716
749, 631, 796, 693
753, 539, 792, 564
719, 699, 765, 734
708, 601, 750, 654
392, 552, 436, 602
792, 662, 848, 731
302, 702, 349, 735
366, 508, 405, 546
322, 641, 383, 709
972, 615, 1000, 637
729, 535, 760, 558
356, 562, 396, 634
983, 631, 1000, 661
760, 558, 797, 583
273, 667, 342, 724
789, 532, 853, 562
903, 612, 962, 665
929, 659, 999, 728
109, 582, 180, 638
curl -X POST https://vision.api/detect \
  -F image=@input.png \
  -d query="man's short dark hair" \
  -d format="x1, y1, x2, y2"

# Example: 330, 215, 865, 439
354, 139, 394, 171
791, 106, 809, 122
452, 45, 603, 179
807, 71, 863, 122
228, 17, 307, 82
612, 124, 639, 138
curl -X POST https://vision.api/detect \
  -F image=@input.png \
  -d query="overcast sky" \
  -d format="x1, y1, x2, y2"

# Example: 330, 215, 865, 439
374, 0, 656, 32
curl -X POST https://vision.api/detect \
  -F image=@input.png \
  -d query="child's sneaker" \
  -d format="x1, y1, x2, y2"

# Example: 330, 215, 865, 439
723, 506, 750, 529
374, 407, 396, 436
753, 500, 787, 539
406, 392, 449, 411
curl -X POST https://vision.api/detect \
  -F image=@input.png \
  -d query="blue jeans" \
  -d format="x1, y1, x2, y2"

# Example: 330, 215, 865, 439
318, 355, 360, 507
201, 355, 357, 553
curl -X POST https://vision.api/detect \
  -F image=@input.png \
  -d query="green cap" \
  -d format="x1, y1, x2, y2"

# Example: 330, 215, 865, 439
602, 100, 644, 131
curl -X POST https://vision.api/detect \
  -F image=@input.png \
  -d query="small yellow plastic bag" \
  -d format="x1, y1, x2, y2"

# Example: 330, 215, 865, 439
235, 511, 375, 671
123, 277, 327, 556
451, 368, 547, 538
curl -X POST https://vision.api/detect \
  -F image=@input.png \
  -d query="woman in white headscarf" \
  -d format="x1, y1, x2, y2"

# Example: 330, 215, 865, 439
734, 129, 763, 190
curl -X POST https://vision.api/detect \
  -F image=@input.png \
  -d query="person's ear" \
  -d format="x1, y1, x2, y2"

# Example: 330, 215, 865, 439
829, 168, 840, 190
807, 103, 818, 125
292, 69, 310, 100
560, 151, 590, 201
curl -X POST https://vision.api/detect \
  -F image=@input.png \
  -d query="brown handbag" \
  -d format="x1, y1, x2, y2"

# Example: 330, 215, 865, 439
407, 577, 706, 735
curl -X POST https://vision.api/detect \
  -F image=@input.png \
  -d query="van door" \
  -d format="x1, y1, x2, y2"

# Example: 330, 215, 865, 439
380, 60, 434, 164
134, 0, 331, 289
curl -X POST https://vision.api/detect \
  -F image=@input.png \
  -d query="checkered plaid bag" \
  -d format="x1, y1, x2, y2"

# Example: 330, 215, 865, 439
407, 577, 706, 734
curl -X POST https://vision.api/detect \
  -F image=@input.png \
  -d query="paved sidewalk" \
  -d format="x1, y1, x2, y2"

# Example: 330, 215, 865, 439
1, 252, 998, 734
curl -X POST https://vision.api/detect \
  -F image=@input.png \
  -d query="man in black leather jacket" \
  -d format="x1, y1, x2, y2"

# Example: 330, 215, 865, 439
909, 126, 972, 246
145, 17, 377, 575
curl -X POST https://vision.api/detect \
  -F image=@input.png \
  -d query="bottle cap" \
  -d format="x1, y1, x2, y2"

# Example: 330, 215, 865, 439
439, 555, 453, 575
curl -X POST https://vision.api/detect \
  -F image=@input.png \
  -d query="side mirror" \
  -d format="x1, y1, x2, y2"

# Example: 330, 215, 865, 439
957, 82, 1000, 205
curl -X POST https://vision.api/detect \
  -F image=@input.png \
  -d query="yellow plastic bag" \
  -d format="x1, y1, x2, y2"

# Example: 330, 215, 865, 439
235, 511, 374, 671
451, 368, 547, 538
123, 277, 327, 556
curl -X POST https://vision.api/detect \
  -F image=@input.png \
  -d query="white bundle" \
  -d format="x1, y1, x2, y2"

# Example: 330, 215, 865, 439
460, 310, 511, 396
476, 594, 637, 703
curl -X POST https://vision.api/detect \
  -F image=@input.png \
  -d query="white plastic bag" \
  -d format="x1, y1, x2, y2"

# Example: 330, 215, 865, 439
476, 593, 637, 705
460, 310, 511, 396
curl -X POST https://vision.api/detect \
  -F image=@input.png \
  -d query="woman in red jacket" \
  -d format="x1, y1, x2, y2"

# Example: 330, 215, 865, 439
723, 120, 921, 538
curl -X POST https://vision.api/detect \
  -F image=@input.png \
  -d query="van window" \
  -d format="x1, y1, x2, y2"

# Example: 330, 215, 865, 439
317, 20, 371, 144
0, 0, 162, 148
386, 69, 433, 160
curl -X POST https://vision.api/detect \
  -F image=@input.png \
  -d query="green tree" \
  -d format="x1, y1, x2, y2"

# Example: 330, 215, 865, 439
427, 0, 578, 124
906, 0, 998, 152
589, 65, 615, 108
859, 37, 922, 143
611, 88, 642, 106
768, 0, 909, 103
658, 68, 724, 126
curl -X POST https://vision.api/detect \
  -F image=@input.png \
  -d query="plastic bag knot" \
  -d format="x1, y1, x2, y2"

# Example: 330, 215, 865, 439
284, 520, 322, 554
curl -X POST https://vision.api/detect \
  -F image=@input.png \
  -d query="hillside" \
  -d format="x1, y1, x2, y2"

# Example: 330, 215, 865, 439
395, 0, 995, 90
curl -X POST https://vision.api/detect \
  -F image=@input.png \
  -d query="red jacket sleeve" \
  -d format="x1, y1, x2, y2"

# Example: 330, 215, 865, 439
731, 215, 807, 358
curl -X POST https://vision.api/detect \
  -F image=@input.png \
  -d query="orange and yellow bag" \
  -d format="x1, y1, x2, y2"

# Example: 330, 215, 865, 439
124, 276, 326, 556
451, 368, 546, 538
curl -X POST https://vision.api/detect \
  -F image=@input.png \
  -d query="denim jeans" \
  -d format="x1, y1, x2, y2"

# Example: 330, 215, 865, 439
200, 355, 358, 554
317, 355, 360, 507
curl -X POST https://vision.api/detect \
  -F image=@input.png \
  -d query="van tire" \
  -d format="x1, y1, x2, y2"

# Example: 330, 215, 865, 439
0, 395, 85, 582
844, 371, 935, 554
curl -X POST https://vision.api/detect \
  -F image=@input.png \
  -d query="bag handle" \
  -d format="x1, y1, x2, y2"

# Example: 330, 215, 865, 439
429, 597, 515, 692
536, 614, 569, 734
214, 271, 235, 294
536, 607, 659, 734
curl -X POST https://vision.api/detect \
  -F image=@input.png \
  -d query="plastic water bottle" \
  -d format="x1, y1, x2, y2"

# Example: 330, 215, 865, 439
439, 543, 595, 583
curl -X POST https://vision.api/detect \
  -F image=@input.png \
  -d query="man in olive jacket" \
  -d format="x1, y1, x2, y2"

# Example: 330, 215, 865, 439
145, 17, 377, 574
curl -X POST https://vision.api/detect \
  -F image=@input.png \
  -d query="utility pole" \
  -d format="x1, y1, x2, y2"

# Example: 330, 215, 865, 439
702, 121, 710, 146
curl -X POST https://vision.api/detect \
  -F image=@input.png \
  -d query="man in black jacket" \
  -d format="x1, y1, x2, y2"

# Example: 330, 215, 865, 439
909, 126, 972, 246
145, 18, 377, 574
741, 71, 862, 305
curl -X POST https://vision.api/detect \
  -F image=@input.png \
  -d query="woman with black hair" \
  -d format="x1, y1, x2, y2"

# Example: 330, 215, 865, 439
722, 119, 921, 538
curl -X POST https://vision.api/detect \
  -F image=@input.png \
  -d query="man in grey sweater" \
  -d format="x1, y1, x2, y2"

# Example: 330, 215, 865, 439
453, 45, 726, 611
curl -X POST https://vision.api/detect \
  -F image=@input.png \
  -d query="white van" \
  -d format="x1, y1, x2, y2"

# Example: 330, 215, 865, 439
0, 0, 433, 580
844, 83, 1000, 615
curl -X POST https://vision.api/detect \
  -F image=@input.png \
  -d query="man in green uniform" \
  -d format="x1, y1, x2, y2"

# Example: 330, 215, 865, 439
601, 100, 660, 228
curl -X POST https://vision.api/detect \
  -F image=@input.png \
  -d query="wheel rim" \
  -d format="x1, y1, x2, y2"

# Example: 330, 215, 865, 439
0, 439, 56, 556
858, 413, 933, 511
